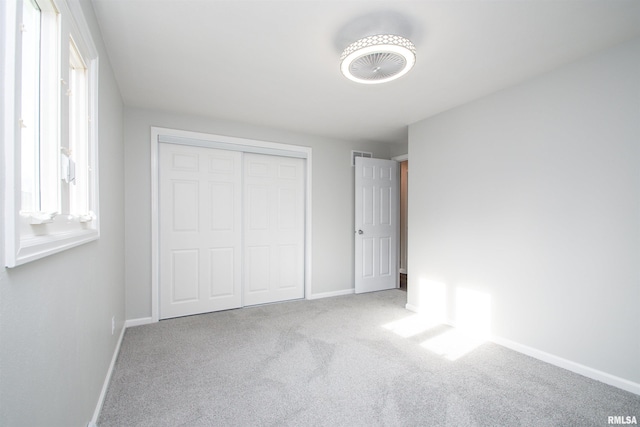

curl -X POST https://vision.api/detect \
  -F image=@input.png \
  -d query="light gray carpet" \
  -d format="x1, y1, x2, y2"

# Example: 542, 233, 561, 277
99, 290, 639, 426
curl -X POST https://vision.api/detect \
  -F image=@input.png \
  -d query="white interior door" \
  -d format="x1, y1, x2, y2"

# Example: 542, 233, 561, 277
355, 157, 399, 294
244, 153, 305, 306
159, 143, 242, 319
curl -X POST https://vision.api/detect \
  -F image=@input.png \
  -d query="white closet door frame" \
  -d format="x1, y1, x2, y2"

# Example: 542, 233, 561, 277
150, 126, 313, 323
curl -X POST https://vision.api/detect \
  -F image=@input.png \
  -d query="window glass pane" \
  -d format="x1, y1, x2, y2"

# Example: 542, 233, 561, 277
69, 37, 88, 215
38, 0, 60, 214
20, 0, 42, 213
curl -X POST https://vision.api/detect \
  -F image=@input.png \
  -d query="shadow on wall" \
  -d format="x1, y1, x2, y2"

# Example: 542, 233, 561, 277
382, 280, 492, 361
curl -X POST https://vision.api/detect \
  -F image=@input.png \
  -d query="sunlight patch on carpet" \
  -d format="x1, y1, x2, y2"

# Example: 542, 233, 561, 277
421, 329, 487, 361
381, 314, 440, 338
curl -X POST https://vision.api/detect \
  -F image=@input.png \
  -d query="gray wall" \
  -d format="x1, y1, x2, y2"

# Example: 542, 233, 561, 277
124, 108, 395, 320
407, 38, 640, 384
390, 141, 408, 159
0, 1, 125, 426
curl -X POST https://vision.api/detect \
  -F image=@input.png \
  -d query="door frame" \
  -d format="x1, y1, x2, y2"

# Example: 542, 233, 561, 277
392, 154, 408, 278
150, 126, 313, 322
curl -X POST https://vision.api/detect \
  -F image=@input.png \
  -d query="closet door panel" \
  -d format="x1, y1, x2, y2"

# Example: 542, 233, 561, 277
159, 144, 242, 319
244, 153, 305, 306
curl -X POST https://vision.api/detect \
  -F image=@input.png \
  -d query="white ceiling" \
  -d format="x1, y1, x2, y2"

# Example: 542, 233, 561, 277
91, 0, 640, 145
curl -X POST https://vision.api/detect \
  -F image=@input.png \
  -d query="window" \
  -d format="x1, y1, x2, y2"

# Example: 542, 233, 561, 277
2, 0, 99, 267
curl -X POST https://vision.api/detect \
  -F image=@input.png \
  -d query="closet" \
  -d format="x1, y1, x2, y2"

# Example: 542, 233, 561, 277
158, 142, 305, 319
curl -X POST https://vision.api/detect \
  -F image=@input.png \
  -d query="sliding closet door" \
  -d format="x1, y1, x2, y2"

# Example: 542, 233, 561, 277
243, 154, 305, 306
159, 143, 242, 319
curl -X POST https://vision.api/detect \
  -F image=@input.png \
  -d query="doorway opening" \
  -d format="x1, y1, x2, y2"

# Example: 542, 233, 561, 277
399, 159, 408, 291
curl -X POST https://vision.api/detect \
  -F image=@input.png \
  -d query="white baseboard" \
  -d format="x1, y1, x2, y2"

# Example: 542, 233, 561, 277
308, 288, 354, 300
492, 336, 640, 395
89, 316, 157, 425
405, 303, 419, 313
405, 303, 639, 395
89, 324, 126, 426
125, 317, 155, 328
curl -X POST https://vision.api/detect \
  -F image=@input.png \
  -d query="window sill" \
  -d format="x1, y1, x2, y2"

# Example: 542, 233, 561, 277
6, 215, 99, 267
10, 228, 99, 267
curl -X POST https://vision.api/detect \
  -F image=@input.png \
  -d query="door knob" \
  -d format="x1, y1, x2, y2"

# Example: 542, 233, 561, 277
357, 230, 364, 235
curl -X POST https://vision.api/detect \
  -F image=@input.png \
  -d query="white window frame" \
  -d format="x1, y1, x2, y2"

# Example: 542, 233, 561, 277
2, 0, 100, 267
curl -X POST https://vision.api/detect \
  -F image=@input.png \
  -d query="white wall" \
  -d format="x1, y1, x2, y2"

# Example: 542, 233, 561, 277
0, 1, 125, 426
124, 108, 394, 320
408, 38, 640, 386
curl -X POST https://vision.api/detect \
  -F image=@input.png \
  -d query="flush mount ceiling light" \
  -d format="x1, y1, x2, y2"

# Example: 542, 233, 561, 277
340, 34, 416, 84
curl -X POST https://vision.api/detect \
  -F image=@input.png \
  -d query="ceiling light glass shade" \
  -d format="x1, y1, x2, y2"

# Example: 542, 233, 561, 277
340, 34, 416, 84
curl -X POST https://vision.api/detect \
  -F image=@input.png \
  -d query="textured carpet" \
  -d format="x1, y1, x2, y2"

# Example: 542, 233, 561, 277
99, 290, 639, 426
